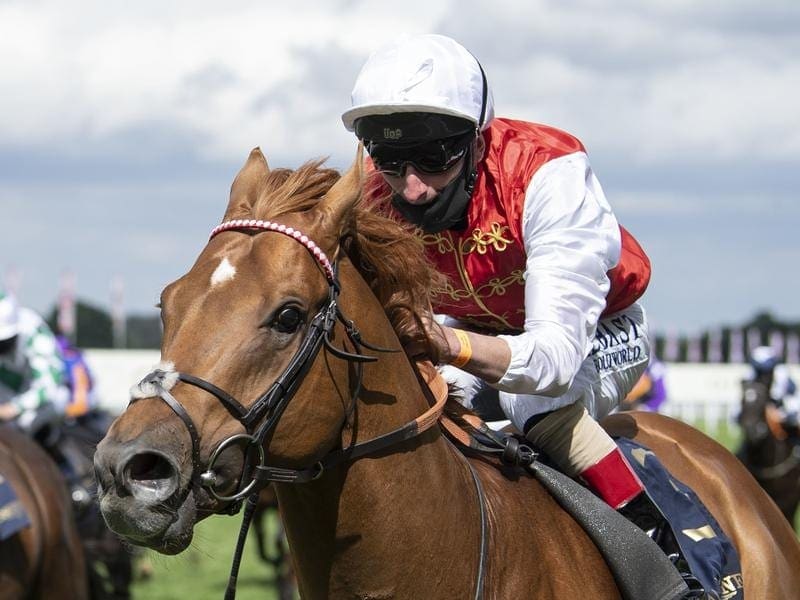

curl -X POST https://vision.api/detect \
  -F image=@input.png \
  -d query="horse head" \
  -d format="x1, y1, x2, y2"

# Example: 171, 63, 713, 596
93, 148, 441, 555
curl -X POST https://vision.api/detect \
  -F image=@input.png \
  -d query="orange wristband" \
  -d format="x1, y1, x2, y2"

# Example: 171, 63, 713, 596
450, 329, 472, 368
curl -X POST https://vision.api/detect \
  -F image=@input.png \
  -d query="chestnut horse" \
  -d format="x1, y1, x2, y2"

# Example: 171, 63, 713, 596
1, 424, 88, 600
94, 149, 800, 599
737, 379, 800, 525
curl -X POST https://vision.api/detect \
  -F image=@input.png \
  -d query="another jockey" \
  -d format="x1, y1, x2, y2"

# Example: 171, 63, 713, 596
342, 34, 701, 591
622, 355, 668, 412
0, 292, 131, 594
747, 345, 799, 435
55, 334, 100, 420
0, 291, 69, 435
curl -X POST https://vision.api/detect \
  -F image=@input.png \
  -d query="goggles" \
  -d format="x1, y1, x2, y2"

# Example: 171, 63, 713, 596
366, 133, 474, 177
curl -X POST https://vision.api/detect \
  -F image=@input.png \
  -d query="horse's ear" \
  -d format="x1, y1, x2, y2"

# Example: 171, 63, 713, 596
222, 147, 270, 222
319, 144, 364, 237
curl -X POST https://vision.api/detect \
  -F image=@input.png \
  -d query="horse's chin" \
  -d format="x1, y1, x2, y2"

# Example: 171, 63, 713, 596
99, 488, 198, 555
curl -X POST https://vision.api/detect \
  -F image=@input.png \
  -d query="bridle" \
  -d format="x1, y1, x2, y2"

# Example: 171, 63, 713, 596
132, 220, 372, 503
130, 218, 454, 599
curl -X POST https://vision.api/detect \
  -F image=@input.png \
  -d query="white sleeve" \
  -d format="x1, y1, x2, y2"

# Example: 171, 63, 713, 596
493, 151, 621, 396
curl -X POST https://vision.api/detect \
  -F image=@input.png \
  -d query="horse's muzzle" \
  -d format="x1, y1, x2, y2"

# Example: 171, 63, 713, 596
94, 436, 201, 554
95, 439, 182, 504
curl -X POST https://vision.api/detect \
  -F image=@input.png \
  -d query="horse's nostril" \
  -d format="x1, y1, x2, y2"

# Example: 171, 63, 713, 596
128, 452, 173, 480
122, 452, 179, 503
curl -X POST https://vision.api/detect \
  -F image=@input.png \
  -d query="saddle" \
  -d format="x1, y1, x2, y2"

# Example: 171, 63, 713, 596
414, 362, 743, 600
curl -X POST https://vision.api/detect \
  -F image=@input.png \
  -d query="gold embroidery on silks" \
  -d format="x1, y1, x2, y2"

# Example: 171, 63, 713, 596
475, 272, 525, 297
464, 223, 514, 255
419, 231, 455, 254
422, 225, 524, 331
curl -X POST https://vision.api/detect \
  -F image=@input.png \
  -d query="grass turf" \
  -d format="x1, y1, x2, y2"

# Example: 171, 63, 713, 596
131, 511, 290, 600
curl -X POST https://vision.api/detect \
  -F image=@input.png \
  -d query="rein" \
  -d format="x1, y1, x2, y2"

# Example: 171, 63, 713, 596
131, 219, 464, 599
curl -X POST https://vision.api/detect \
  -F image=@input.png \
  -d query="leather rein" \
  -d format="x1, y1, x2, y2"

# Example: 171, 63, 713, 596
130, 219, 469, 599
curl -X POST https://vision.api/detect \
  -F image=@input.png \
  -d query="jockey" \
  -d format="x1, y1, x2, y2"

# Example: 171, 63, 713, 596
342, 34, 701, 591
0, 291, 69, 434
747, 345, 799, 433
55, 334, 99, 420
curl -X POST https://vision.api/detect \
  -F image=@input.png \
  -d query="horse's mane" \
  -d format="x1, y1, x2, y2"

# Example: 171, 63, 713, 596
251, 160, 447, 361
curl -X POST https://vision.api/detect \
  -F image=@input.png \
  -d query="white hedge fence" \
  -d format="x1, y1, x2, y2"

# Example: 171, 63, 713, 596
84, 350, 800, 425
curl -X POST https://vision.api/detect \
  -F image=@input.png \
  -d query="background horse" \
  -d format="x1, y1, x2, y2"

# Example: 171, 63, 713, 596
252, 485, 295, 600
94, 149, 800, 599
1, 424, 88, 600
56, 411, 135, 599
737, 379, 800, 525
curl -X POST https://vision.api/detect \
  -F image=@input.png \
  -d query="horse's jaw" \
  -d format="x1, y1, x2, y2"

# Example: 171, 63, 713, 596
98, 486, 198, 555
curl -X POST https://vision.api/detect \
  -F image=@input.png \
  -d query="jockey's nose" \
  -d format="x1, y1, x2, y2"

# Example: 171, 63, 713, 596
399, 167, 433, 205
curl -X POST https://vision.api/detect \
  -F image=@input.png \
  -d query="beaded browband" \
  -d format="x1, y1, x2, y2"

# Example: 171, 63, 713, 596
210, 219, 335, 283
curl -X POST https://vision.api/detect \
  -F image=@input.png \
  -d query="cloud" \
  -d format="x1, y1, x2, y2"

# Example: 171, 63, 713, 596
0, 1, 449, 165
3, 0, 797, 169
442, 1, 800, 165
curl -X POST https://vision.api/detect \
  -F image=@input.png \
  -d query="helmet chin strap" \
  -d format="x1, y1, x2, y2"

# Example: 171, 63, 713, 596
390, 139, 479, 234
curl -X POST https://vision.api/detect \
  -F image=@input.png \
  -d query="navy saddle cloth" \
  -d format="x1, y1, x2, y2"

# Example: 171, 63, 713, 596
617, 438, 745, 600
0, 474, 31, 541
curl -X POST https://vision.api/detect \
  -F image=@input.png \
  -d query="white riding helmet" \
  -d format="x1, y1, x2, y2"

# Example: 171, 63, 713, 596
342, 34, 494, 132
750, 346, 780, 373
0, 291, 20, 341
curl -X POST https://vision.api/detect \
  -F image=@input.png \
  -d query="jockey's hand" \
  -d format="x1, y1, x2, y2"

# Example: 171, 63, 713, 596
0, 403, 21, 422
402, 312, 452, 363
403, 313, 512, 384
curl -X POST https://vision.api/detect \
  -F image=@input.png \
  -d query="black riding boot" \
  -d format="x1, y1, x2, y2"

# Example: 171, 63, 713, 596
619, 492, 707, 598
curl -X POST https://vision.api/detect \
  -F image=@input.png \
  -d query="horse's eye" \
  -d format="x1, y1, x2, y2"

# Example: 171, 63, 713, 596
273, 306, 303, 333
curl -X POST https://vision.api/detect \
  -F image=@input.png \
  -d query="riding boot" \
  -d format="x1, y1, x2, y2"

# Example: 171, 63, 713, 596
577, 445, 645, 509
618, 492, 707, 598
579, 448, 707, 598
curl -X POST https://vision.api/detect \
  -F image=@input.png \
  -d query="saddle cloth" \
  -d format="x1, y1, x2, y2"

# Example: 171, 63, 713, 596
0, 473, 31, 540
617, 438, 745, 600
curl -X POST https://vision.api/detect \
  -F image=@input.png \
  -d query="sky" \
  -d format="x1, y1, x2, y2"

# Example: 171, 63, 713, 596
0, 0, 798, 336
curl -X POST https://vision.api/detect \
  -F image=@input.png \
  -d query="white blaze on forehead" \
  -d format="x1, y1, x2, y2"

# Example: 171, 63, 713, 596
211, 257, 237, 286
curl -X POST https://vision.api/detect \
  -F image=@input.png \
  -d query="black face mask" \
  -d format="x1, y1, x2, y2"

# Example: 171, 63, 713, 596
390, 146, 478, 234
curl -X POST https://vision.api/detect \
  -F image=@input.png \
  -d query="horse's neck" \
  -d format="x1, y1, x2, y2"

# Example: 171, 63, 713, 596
277, 349, 480, 597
